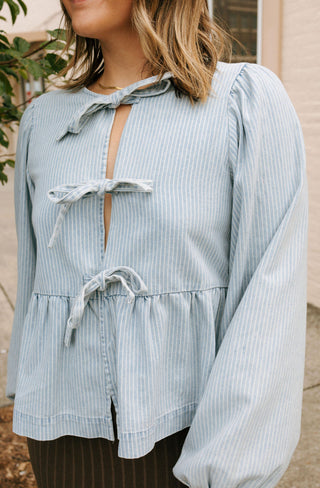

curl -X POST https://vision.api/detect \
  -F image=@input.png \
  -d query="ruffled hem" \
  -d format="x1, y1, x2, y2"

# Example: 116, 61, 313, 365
12, 286, 227, 458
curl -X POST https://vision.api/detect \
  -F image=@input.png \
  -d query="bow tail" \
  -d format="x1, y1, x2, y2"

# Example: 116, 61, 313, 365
48, 203, 72, 248
64, 289, 90, 347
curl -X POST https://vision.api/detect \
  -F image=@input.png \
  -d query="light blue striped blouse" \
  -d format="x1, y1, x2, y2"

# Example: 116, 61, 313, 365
6, 61, 308, 487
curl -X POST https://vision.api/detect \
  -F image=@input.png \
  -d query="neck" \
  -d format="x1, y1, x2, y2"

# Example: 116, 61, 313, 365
94, 28, 154, 91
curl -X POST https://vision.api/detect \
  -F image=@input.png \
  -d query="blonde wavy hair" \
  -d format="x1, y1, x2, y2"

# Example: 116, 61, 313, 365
57, 0, 236, 104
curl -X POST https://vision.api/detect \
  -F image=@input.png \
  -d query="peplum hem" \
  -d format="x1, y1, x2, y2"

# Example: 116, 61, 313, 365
12, 286, 227, 458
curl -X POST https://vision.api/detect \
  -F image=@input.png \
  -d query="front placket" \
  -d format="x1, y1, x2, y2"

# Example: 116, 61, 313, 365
48, 72, 173, 439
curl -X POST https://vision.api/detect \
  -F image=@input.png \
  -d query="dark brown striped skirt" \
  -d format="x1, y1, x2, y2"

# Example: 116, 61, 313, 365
26, 400, 189, 487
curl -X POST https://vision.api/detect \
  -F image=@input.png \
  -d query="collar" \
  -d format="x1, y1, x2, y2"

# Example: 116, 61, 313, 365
56, 71, 174, 141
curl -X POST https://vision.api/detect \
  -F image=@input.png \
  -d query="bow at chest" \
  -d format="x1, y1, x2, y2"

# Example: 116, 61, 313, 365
47, 178, 153, 248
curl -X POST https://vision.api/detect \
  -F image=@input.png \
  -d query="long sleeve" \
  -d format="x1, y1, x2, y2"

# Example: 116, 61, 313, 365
172, 63, 309, 488
6, 101, 37, 401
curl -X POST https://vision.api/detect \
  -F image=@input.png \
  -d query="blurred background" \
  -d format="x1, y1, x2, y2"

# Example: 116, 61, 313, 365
0, 1, 319, 487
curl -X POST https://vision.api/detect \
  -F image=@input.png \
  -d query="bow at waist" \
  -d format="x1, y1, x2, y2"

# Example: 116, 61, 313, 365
64, 265, 148, 347
47, 177, 153, 248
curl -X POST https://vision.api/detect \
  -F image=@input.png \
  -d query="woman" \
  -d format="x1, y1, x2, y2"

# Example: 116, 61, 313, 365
6, 0, 308, 487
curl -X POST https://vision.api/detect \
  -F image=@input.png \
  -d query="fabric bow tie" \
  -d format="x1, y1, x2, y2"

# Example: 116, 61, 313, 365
56, 71, 173, 141
64, 265, 148, 347
47, 178, 153, 248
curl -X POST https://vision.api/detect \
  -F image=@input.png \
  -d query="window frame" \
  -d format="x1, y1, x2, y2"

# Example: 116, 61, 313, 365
208, 0, 282, 78
211, 0, 259, 63
260, 0, 282, 77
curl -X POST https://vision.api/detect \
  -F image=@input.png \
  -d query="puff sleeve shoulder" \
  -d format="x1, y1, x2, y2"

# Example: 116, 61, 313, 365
172, 63, 309, 487
6, 101, 37, 401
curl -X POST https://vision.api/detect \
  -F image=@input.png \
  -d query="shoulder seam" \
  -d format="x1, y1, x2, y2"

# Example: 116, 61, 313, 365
227, 64, 249, 181
25, 99, 37, 173
229, 62, 248, 97
30, 98, 36, 134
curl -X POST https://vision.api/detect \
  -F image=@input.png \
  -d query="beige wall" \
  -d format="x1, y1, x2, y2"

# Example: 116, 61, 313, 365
1, 0, 61, 33
280, 0, 320, 307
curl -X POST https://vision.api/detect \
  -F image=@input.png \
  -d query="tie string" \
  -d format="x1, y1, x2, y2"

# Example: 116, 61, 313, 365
47, 178, 153, 248
64, 266, 148, 347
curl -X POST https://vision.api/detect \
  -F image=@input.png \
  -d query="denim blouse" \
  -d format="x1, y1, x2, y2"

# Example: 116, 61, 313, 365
6, 61, 308, 488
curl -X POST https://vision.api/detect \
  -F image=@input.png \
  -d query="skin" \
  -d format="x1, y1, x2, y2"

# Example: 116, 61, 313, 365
61, 0, 156, 93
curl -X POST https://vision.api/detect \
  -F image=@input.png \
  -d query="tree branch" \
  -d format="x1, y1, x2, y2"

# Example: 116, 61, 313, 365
0, 37, 59, 66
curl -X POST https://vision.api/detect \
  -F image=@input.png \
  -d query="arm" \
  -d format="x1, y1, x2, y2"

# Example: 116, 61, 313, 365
6, 101, 37, 401
172, 63, 309, 488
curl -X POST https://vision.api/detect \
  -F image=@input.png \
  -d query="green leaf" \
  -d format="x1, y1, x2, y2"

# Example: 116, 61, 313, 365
0, 52, 15, 62
46, 28, 67, 42
38, 57, 54, 75
6, 159, 16, 167
20, 57, 44, 79
3, 47, 22, 59
0, 70, 13, 95
2, 66, 19, 81
0, 129, 9, 148
45, 53, 67, 73
0, 15, 6, 21
43, 40, 66, 51
18, 67, 28, 79
0, 33, 10, 45
0, 40, 9, 50
12, 36, 30, 54
6, 0, 20, 24
16, 0, 27, 15
1, 92, 13, 106
0, 172, 9, 185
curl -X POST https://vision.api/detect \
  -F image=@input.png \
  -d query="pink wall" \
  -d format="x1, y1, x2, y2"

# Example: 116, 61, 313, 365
281, 0, 320, 307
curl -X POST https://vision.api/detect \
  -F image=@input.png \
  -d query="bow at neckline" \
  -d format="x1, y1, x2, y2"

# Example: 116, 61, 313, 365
56, 71, 174, 141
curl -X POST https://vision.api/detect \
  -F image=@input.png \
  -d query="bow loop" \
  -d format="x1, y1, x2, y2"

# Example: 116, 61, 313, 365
47, 180, 99, 204
64, 265, 148, 347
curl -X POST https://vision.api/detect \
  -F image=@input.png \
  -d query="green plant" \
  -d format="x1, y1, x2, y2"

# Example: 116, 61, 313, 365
0, 0, 68, 184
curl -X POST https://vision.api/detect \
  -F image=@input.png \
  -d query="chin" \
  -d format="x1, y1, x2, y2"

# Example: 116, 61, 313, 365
70, 17, 103, 39
72, 25, 98, 39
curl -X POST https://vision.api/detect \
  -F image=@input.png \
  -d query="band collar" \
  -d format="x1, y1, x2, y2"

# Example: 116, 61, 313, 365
56, 71, 174, 141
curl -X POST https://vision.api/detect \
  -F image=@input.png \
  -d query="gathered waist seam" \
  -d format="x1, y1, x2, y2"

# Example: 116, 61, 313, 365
32, 284, 229, 300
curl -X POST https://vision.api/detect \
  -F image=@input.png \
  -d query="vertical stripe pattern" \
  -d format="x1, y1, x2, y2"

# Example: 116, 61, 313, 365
6, 61, 308, 487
